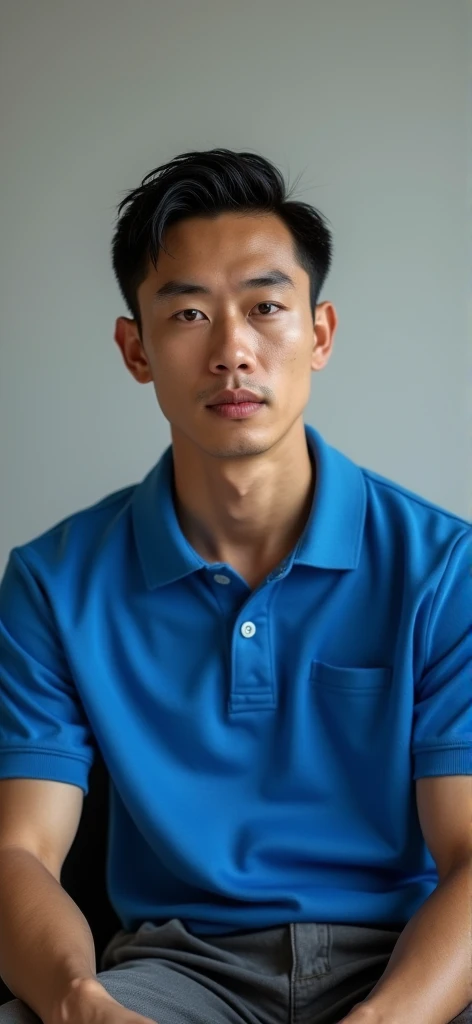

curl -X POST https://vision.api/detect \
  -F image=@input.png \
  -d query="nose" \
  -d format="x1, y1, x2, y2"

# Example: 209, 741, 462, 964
208, 318, 257, 375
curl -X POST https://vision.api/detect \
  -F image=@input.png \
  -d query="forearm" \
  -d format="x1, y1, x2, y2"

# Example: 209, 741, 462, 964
0, 847, 98, 1023
347, 859, 472, 1024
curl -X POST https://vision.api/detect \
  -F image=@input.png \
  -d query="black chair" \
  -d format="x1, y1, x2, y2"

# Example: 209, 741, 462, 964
0, 751, 122, 1005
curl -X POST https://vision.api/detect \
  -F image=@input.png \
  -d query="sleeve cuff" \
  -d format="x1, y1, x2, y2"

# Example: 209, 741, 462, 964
413, 744, 472, 778
0, 748, 94, 794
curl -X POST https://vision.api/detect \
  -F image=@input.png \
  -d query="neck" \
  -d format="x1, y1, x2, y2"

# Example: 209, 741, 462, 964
170, 419, 315, 571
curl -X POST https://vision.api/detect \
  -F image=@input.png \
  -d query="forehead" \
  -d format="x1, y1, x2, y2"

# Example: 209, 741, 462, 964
141, 211, 304, 291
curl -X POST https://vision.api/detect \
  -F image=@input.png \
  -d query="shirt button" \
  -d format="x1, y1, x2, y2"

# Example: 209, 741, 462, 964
241, 621, 256, 638
214, 574, 231, 585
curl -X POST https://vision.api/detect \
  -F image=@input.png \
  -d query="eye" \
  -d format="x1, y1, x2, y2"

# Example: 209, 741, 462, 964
172, 309, 207, 322
172, 302, 283, 323
252, 302, 282, 315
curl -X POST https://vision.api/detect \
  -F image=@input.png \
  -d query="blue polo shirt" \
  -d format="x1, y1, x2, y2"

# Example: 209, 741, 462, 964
0, 423, 471, 936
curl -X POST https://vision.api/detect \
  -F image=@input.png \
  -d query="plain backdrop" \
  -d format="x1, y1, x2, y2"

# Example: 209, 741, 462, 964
0, 0, 470, 574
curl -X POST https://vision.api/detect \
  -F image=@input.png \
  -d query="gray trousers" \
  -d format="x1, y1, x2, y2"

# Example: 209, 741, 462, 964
1, 918, 471, 1024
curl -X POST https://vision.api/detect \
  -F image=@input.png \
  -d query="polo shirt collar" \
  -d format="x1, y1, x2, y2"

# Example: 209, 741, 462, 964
131, 424, 366, 589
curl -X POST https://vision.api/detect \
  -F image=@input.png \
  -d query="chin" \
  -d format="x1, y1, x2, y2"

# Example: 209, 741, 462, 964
206, 435, 274, 459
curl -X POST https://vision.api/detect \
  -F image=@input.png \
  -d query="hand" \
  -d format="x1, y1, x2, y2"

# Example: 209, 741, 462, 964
51, 977, 158, 1024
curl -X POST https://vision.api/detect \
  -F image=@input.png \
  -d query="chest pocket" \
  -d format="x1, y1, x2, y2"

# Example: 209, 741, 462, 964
309, 660, 393, 762
310, 661, 392, 691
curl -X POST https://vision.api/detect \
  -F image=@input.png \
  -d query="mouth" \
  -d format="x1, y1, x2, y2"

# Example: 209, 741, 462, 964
207, 401, 266, 420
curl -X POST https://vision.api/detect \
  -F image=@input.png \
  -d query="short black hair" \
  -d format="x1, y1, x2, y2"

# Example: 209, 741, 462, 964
111, 148, 333, 337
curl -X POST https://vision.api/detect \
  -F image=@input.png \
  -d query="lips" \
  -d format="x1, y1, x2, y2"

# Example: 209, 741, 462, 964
207, 389, 264, 406
208, 400, 265, 420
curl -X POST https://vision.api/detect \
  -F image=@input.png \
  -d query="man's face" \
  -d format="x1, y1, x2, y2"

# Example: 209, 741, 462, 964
115, 211, 336, 459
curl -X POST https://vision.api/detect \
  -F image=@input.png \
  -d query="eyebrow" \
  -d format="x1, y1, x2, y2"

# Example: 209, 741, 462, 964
153, 268, 295, 302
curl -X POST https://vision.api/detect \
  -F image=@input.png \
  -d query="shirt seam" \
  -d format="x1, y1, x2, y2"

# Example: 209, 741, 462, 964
412, 741, 472, 752
0, 746, 94, 765
14, 486, 136, 552
422, 531, 471, 669
362, 469, 471, 527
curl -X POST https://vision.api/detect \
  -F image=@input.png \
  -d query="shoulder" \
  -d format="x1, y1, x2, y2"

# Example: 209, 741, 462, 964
360, 462, 470, 558
8, 482, 139, 584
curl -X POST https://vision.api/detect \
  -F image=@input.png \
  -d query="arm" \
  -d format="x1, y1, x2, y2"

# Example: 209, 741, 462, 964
342, 531, 472, 1023
341, 776, 472, 1024
0, 551, 111, 1016
0, 778, 106, 1023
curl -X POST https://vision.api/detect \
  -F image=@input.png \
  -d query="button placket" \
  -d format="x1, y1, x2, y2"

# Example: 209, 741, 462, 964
230, 591, 276, 713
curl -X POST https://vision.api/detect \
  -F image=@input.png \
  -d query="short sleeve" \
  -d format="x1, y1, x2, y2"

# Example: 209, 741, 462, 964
412, 529, 472, 779
0, 548, 95, 794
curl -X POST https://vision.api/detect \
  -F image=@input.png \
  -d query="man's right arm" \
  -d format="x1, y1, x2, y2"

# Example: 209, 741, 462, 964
0, 552, 156, 1024
0, 777, 107, 1023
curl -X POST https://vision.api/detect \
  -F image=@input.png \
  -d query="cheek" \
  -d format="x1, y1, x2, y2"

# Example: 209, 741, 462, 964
277, 312, 313, 359
150, 348, 197, 406
148, 342, 174, 380
270, 333, 314, 375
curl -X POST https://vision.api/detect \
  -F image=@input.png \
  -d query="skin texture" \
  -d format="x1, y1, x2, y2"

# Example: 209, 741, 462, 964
114, 211, 337, 587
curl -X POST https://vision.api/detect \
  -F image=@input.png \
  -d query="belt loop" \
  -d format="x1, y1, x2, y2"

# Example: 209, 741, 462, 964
290, 922, 332, 980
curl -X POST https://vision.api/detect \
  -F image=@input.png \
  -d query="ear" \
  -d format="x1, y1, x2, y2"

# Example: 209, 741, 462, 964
114, 317, 153, 385
311, 302, 338, 372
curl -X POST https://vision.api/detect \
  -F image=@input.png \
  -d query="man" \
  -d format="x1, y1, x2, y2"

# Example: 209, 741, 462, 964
0, 148, 470, 1024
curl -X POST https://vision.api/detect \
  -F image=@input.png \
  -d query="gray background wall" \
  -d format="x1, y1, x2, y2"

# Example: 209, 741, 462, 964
1, 0, 470, 573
